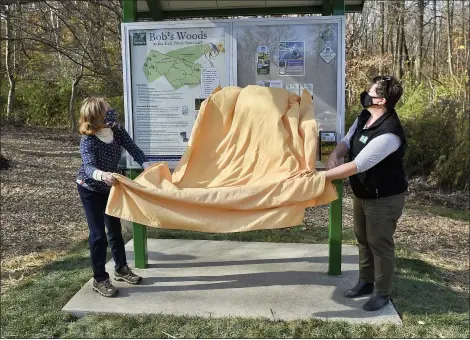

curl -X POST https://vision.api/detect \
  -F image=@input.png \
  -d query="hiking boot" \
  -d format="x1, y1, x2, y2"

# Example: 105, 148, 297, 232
93, 279, 118, 297
114, 265, 142, 284
362, 293, 391, 311
343, 281, 374, 298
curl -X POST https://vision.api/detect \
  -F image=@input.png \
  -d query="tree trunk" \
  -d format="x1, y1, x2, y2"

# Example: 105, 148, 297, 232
437, 2, 443, 75
97, 3, 111, 70
461, 0, 467, 75
403, 27, 411, 75
371, 2, 377, 53
465, 1, 470, 112
416, 0, 425, 82
349, 13, 356, 59
395, 0, 405, 79
386, 2, 395, 56
394, 15, 400, 73
432, 0, 438, 77
50, 9, 62, 64
467, 1, 470, 71
363, 17, 368, 52
446, 0, 454, 76
69, 66, 83, 133
0, 4, 2, 75
388, 21, 394, 57
380, 0, 385, 73
5, 4, 16, 120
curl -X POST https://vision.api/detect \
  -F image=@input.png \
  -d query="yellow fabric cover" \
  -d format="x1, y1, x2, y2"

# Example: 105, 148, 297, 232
105, 85, 337, 233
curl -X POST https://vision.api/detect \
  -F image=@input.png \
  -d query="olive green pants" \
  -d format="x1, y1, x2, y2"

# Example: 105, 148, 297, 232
353, 193, 405, 295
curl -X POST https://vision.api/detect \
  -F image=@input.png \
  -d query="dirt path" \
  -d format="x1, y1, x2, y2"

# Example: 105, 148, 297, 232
1, 126, 468, 291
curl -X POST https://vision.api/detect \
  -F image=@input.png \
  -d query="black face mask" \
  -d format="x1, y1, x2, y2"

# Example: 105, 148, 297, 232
360, 91, 382, 108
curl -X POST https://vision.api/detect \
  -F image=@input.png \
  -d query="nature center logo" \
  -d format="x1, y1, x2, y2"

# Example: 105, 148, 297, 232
133, 32, 147, 46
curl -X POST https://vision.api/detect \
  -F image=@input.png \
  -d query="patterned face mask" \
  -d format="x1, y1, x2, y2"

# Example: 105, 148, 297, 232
104, 109, 117, 125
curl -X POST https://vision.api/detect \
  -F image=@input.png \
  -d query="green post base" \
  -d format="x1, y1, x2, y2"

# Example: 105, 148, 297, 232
128, 169, 148, 269
133, 223, 148, 269
328, 179, 343, 276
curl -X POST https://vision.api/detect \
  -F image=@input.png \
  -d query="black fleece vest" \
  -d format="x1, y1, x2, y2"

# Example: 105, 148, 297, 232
348, 109, 408, 199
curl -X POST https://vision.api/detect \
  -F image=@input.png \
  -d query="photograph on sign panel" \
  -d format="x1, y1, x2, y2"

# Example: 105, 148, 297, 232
194, 98, 206, 111
278, 41, 305, 76
256, 46, 271, 75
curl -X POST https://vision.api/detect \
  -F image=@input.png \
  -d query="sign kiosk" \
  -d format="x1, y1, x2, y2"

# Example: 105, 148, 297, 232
121, 0, 365, 275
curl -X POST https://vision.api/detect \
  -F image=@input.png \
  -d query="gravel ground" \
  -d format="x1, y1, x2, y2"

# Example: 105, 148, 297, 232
1, 126, 468, 291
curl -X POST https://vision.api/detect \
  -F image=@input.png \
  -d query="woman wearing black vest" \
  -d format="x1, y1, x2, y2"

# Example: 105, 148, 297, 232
325, 76, 407, 311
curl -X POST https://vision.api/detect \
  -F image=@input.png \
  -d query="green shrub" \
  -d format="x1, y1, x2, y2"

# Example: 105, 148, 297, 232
4, 80, 72, 126
0, 77, 125, 129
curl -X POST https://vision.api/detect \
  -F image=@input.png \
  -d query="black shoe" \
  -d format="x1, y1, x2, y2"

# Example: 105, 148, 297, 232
114, 265, 142, 284
93, 279, 118, 297
343, 281, 374, 298
362, 293, 390, 311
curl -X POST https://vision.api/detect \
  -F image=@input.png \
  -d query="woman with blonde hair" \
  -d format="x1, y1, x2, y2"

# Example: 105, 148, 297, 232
76, 97, 150, 297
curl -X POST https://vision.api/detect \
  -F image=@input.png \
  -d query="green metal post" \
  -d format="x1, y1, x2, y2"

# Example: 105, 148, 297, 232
123, 0, 136, 22
145, 0, 164, 21
128, 169, 148, 268
123, 1, 148, 269
332, 0, 346, 15
321, 0, 333, 16
323, 0, 345, 276
328, 180, 343, 275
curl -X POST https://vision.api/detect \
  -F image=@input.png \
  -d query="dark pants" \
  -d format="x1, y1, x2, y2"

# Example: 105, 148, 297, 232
353, 193, 405, 295
77, 184, 127, 282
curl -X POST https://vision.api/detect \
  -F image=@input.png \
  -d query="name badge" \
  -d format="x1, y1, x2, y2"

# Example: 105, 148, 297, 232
359, 135, 368, 144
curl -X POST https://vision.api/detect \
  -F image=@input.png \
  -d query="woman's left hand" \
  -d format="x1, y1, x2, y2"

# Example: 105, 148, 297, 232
102, 172, 117, 186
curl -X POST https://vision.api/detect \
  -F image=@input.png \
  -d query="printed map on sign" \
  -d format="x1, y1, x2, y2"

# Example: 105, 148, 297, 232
143, 44, 225, 90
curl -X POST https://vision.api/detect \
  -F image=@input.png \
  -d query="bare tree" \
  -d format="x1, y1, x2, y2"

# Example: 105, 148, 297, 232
415, 0, 425, 82
379, 0, 385, 74
446, 0, 454, 76
4, 3, 19, 121
2, 0, 122, 129
432, 0, 438, 77
395, 0, 405, 79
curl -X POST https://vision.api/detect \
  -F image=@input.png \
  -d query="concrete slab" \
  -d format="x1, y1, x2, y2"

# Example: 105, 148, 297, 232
62, 239, 401, 325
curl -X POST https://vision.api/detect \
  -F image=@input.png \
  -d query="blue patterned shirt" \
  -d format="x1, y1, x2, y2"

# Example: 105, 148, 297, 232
77, 123, 147, 193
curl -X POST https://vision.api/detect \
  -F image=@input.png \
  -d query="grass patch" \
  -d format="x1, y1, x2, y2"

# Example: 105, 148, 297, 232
408, 204, 469, 222
1, 230, 468, 338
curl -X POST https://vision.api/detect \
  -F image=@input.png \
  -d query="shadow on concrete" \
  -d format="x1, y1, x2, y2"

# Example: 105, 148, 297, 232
135, 270, 352, 291
147, 251, 198, 262
144, 254, 358, 269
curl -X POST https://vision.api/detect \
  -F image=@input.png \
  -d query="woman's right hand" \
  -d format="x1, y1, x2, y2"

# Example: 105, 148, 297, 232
101, 172, 117, 186
326, 155, 341, 170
